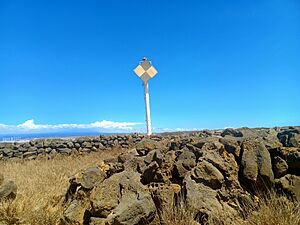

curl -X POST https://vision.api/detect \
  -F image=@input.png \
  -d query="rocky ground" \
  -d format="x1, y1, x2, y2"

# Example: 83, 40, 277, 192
0, 126, 300, 225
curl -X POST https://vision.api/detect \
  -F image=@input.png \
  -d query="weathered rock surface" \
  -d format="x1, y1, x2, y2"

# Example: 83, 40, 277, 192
0, 180, 17, 201
261, 129, 283, 151
61, 166, 107, 225
272, 156, 288, 178
62, 199, 90, 225
275, 174, 300, 201
240, 138, 274, 191
173, 149, 196, 179
183, 174, 223, 220
220, 136, 241, 158
191, 160, 224, 189
148, 182, 181, 223
201, 141, 240, 188
221, 128, 243, 137
274, 147, 300, 173
278, 129, 300, 147
89, 171, 156, 225
286, 150, 300, 170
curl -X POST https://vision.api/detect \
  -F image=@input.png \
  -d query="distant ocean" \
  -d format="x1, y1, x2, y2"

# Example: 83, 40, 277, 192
0, 132, 112, 142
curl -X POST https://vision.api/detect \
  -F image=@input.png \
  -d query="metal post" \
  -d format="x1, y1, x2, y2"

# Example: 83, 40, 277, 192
144, 81, 152, 135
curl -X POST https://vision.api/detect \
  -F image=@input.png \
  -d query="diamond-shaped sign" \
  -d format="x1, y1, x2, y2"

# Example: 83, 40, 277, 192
134, 59, 158, 82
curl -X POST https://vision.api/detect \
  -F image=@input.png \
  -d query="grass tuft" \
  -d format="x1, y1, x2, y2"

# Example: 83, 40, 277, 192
241, 193, 300, 225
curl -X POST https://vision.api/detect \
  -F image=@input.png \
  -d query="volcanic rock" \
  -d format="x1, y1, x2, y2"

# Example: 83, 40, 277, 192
240, 138, 274, 191
0, 181, 17, 201
275, 174, 300, 201
89, 171, 156, 225
272, 156, 288, 178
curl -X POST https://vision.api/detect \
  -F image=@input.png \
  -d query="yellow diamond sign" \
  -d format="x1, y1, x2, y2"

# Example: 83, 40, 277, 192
134, 58, 158, 82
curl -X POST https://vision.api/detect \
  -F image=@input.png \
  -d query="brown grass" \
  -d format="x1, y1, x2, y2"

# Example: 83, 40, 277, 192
154, 200, 198, 225
153, 192, 300, 225
240, 193, 300, 225
0, 148, 124, 225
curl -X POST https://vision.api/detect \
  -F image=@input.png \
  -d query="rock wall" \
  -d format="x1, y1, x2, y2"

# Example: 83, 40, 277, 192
0, 134, 147, 160
0, 131, 213, 160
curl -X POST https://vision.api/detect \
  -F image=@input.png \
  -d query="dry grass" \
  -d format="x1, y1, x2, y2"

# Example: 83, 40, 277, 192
240, 193, 300, 225
152, 192, 300, 225
155, 200, 198, 225
0, 148, 124, 225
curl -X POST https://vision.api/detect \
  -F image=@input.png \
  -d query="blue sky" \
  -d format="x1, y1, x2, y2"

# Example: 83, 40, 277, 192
0, 0, 299, 133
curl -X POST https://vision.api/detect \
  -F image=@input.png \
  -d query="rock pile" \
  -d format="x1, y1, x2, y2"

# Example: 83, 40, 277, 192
59, 126, 300, 225
0, 174, 17, 202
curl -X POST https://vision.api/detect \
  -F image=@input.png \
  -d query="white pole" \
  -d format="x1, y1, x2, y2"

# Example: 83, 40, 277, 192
144, 81, 152, 135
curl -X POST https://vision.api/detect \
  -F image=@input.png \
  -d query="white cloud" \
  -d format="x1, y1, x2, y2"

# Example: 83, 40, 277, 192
17, 120, 46, 129
152, 127, 199, 133
0, 119, 202, 135
0, 119, 143, 134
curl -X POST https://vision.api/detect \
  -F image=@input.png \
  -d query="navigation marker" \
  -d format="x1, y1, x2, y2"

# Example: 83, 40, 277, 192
133, 57, 158, 135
